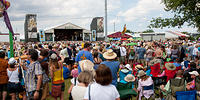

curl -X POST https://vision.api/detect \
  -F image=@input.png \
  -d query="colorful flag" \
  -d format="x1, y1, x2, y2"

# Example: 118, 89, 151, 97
121, 24, 126, 35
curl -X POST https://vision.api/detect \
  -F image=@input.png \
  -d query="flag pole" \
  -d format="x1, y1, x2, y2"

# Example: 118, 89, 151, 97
9, 31, 14, 57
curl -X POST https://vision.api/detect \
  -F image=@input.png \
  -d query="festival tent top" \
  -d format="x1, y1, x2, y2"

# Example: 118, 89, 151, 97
165, 31, 189, 39
107, 32, 132, 38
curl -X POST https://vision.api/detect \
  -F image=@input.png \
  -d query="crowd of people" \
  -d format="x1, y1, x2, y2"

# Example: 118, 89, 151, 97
0, 39, 200, 100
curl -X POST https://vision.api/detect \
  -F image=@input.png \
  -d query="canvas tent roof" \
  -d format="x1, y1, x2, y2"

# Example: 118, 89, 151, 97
126, 33, 141, 38
165, 31, 189, 38
45, 22, 91, 33
107, 32, 132, 38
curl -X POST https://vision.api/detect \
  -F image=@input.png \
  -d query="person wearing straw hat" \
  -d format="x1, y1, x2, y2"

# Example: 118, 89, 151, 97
101, 49, 120, 86
158, 63, 177, 82
119, 64, 132, 84
124, 74, 137, 92
137, 70, 154, 100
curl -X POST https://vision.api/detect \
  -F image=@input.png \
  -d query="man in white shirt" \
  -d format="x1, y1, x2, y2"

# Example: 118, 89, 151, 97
192, 45, 199, 60
119, 44, 127, 64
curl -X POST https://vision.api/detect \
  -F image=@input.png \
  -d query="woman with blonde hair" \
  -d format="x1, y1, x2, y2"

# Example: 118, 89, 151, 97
49, 53, 65, 100
71, 71, 93, 100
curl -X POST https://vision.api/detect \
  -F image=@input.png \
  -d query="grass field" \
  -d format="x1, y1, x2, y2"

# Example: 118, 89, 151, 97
47, 79, 71, 100
46, 78, 138, 100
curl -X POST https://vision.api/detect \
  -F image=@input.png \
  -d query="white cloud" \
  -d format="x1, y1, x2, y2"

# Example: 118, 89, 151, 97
0, 0, 121, 39
119, 0, 164, 22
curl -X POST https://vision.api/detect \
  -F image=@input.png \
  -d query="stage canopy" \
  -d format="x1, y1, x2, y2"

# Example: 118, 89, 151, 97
107, 32, 132, 39
45, 22, 91, 41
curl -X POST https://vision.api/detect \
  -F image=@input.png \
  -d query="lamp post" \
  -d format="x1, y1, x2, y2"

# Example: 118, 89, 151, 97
105, 0, 108, 41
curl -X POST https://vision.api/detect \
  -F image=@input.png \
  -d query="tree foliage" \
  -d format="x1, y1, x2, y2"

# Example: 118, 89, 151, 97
143, 29, 154, 33
148, 0, 200, 31
126, 29, 133, 33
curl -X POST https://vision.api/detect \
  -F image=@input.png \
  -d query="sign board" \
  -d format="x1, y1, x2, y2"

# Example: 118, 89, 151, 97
92, 30, 96, 41
39, 29, 45, 42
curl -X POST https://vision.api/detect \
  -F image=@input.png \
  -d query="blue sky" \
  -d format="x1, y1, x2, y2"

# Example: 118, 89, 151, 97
0, 0, 197, 39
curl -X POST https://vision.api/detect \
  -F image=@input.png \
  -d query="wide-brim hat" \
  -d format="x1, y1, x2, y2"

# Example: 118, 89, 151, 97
124, 74, 135, 82
165, 63, 176, 70
130, 46, 134, 49
103, 49, 117, 60
121, 69, 129, 73
135, 64, 144, 70
137, 70, 146, 77
125, 64, 132, 71
79, 60, 95, 76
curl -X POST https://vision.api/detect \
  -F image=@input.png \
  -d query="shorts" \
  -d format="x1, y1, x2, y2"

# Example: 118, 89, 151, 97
0, 84, 7, 92
53, 82, 65, 91
7, 82, 23, 93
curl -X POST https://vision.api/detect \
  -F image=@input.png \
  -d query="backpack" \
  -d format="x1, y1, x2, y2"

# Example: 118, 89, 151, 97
170, 78, 185, 97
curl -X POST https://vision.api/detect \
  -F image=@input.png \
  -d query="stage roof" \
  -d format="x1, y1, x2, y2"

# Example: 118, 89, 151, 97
45, 22, 91, 33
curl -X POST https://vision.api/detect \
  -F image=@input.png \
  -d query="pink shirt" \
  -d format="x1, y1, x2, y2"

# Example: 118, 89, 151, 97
71, 69, 78, 78
137, 77, 154, 100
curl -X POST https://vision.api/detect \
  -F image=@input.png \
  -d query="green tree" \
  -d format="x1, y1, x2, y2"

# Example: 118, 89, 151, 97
143, 29, 154, 33
126, 29, 133, 33
148, 0, 200, 31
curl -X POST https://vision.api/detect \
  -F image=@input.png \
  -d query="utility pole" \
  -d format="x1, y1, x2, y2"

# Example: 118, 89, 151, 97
105, 0, 108, 41
114, 22, 115, 32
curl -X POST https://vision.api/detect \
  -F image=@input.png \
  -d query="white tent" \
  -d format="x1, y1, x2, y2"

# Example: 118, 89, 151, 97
165, 31, 189, 39
126, 33, 141, 38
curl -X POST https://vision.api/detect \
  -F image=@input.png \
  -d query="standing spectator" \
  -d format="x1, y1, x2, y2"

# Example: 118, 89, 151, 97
101, 49, 120, 86
49, 53, 65, 100
84, 64, 120, 100
119, 44, 127, 64
93, 51, 102, 70
22, 49, 43, 100
188, 44, 194, 60
171, 45, 179, 61
38, 49, 49, 100
71, 71, 93, 100
0, 51, 8, 100
75, 42, 93, 73
7, 58, 23, 100
137, 45, 146, 66
193, 45, 199, 60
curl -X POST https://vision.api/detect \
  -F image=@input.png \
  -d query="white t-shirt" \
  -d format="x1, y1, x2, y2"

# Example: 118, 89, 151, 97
120, 47, 127, 57
72, 86, 87, 100
193, 48, 199, 56
84, 82, 120, 100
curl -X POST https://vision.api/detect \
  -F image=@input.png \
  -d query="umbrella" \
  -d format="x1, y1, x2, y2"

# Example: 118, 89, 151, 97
127, 42, 137, 46
127, 38, 134, 41
136, 38, 142, 41
121, 38, 127, 41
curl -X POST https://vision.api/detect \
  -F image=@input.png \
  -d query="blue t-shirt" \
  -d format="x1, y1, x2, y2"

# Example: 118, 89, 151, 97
137, 47, 146, 59
75, 50, 93, 73
63, 66, 71, 79
100, 61, 120, 86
